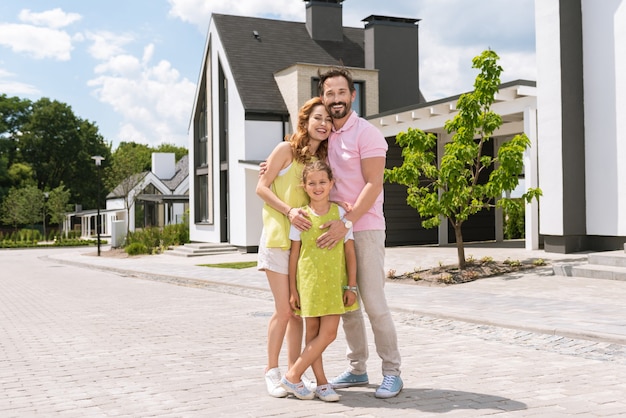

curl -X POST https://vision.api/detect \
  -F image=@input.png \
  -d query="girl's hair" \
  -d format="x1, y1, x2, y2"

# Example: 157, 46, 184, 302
302, 160, 334, 183
288, 97, 329, 164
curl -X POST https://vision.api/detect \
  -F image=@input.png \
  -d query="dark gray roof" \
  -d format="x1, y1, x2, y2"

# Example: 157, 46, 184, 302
212, 14, 364, 115
162, 154, 189, 191
106, 155, 189, 199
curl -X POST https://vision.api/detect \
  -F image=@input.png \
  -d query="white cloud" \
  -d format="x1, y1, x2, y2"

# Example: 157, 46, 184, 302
88, 44, 195, 147
0, 68, 40, 95
85, 31, 134, 61
167, 0, 302, 29
0, 23, 74, 60
94, 54, 141, 76
18, 8, 81, 29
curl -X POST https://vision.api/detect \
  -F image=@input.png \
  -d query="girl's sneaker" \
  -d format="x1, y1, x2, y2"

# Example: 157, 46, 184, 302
315, 384, 340, 402
280, 376, 315, 400
264, 368, 288, 398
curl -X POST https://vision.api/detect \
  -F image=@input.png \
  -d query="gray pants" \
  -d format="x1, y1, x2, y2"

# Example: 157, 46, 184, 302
341, 230, 402, 377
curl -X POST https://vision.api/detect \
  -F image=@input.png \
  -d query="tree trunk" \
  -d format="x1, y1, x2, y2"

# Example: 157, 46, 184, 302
454, 223, 466, 269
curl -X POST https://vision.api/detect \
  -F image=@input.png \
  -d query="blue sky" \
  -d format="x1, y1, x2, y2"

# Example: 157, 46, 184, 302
0, 0, 535, 150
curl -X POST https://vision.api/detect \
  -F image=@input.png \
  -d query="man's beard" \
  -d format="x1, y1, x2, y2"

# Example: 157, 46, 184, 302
329, 102, 349, 119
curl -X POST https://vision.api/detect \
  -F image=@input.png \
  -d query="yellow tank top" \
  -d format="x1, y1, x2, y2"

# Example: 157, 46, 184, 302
262, 160, 309, 249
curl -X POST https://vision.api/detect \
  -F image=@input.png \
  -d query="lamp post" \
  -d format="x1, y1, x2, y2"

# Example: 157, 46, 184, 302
43, 191, 49, 242
92, 155, 105, 256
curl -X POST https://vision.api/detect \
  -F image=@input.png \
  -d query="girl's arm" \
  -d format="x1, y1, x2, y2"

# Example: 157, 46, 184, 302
288, 240, 302, 310
343, 239, 357, 307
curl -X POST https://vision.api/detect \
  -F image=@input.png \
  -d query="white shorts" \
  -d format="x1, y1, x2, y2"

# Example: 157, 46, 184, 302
257, 229, 290, 275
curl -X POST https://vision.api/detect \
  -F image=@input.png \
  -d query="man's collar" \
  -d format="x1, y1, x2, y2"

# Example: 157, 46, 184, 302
332, 110, 356, 133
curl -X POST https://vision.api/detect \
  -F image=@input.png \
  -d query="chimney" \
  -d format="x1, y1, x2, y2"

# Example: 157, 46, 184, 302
363, 15, 422, 112
304, 0, 344, 42
152, 153, 175, 179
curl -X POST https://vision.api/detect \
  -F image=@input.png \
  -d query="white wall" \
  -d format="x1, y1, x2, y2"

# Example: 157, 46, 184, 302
583, 0, 626, 236
535, 0, 565, 235
245, 120, 286, 161
189, 24, 248, 246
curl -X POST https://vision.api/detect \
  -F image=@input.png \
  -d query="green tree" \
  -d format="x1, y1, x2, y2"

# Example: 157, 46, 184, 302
385, 50, 542, 269
113, 142, 152, 172
155, 143, 188, 162
47, 183, 72, 229
17, 98, 111, 208
0, 187, 26, 230
7, 162, 35, 188
0, 95, 32, 200
21, 185, 45, 229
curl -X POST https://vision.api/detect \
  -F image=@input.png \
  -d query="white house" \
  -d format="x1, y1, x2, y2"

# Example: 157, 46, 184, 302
68, 153, 189, 242
187, 0, 625, 254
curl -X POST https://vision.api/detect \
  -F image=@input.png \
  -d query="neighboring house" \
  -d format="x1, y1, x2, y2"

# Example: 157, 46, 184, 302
67, 153, 189, 241
188, 0, 625, 254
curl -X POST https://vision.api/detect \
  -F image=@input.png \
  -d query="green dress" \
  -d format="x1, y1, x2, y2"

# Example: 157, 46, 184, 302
291, 203, 359, 317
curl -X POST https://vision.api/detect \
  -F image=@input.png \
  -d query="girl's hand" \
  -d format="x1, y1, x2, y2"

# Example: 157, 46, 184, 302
343, 290, 357, 307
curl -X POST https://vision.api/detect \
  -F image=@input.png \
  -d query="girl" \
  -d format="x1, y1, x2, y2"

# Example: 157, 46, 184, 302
256, 98, 331, 397
280, 160, 359, 401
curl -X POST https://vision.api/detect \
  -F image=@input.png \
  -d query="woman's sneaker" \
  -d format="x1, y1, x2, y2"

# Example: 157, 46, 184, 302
264, 368, 288, 398
315, 384, 340, 402
280, 376, 315, 400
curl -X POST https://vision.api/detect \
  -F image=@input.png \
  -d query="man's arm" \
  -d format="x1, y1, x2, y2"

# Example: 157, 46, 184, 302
317, 156, 385, 249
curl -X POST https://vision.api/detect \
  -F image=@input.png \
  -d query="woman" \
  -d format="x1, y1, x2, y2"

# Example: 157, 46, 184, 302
256, 97, 332, 397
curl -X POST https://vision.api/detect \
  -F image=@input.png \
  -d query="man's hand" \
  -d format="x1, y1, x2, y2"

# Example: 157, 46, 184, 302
259, 161, 268, 177
316, 219, 348, 249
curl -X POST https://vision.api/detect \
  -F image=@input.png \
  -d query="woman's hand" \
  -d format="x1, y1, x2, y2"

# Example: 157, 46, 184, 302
288, 207, 312, 231
289, 291, 301, 311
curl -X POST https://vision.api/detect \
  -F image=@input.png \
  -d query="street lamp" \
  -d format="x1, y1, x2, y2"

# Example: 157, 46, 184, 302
92, 155, 105, 256
43, 191, 49, 241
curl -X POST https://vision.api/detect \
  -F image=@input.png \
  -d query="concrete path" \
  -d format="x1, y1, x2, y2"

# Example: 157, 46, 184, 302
1, 244, 625, 417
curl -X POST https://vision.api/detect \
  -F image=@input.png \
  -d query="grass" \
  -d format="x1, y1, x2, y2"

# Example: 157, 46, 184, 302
197, 261, 257, 269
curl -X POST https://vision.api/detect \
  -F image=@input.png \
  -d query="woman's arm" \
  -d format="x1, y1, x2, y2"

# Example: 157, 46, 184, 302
256, 142, 294, 217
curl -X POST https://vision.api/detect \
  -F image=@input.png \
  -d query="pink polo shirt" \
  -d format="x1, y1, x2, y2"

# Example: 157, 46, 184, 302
328, 111, 388, 232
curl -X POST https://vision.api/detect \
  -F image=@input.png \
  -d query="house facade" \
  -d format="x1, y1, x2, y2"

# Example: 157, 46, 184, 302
188, 0, 427, 251
68, 153, 189, 243
188, 0, 625, 254
534, 0, 626, 253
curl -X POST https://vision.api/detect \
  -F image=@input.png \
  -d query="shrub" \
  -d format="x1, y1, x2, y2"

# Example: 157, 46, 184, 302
503, 198, 525, 239
125, 242, 149, 256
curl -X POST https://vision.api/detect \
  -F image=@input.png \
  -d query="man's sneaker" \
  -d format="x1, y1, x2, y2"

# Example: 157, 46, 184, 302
302, 374, 317, 392
280, 376, 315, 400
315, 384, 340, 402
375, 375, 403, 399
330, 370, 369, 389
264, 368, 288, 398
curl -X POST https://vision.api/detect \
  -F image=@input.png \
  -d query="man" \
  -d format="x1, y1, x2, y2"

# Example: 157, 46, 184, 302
316, 67, 403, 399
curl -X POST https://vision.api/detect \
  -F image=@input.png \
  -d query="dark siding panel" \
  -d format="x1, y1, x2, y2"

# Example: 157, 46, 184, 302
384, 135, 437, 247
